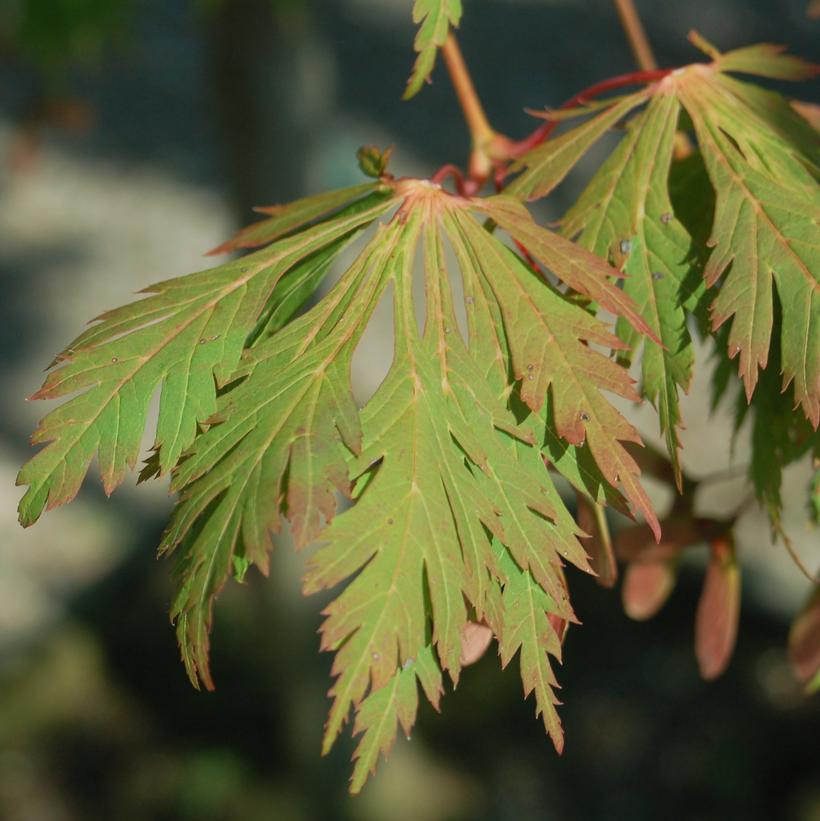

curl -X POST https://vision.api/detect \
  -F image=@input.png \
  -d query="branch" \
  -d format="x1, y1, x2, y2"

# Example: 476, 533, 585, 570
440, 33, 501, 190
504, 69, 670, 160
612, 0, 658, 72
441, 33, 495, 148
611, 0, 694, 158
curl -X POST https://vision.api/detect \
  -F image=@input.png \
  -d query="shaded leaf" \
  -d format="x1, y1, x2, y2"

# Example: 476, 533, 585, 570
576, 493, 617, 588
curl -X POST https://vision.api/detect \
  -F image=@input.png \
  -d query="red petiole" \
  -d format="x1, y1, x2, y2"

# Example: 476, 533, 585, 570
431, 67, 672, 194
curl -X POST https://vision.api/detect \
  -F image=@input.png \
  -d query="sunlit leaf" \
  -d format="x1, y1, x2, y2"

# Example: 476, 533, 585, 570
506, 91, 649, 200
29, 174, 647, 789
668, 47, 820, 425
404, 0, 462, 100
17, 192, 393, 526
562, 92, 702, 486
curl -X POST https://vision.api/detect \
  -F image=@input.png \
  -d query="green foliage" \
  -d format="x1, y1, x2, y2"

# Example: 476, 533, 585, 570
10, 0, 133, 72
17, 184, 390, 527
16, 4, 820, 794
404, 0, 462, 99
511, 35, 820, 510
560, 92, 703, 488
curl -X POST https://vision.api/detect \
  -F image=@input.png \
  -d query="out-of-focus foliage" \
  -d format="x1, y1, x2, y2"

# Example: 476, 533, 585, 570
3, 0, 134, 72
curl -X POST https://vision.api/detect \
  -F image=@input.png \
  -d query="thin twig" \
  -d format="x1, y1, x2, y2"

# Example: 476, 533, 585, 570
440, 33, 495, 148
611, 0, 694, 158
776, 523, 820, 584
502, 69, 670, 161
430, 163, 467, 193
612, 0, 658, 72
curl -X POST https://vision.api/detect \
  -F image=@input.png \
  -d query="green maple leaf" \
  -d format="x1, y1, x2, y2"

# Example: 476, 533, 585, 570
669, 44, 820, 425
160, 228, 399, 687
301, 202, 592, 761
207, 182, 382, 254
17, 183, 391, 526
153, 180, 655, 786
713, 323, 819, 533
347, 645, 443, 794
494, 539, 566, 751
20, 162, 658, 790
508, 36, 820, 471
462, 196, 661, 539
404, 0, 462, 100
506, 91, 650, 201
562, 92, 703, 488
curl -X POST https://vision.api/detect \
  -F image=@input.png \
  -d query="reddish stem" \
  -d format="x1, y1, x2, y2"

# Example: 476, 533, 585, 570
431, 67, 671, 198
506, 68, 671, 159
613, 0, 659, 72
430, 163, 468, 194
513, 239, 542, 273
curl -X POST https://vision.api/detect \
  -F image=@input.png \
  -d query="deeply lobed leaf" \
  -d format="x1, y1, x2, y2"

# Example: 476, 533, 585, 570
17, 186, 393, 526
404, 0, 462, 100
21, 156, 660, 789
509, 38, 820, 516
153, 180, 655, 784
669, 62, 820, 425
562, 92, 703, 487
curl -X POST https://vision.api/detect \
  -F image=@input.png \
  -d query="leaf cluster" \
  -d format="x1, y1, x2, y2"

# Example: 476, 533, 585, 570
16, 3, 820, 792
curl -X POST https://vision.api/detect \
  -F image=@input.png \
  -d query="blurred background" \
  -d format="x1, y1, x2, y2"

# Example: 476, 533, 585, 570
1, 0, 819, 818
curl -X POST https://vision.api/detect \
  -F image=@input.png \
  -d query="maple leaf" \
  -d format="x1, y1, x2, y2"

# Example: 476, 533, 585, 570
160, 228, 398, 688
493, 539, 566, 750
159, 179, 654, 783
561, 92, 703, 488
302, 198, 593, 761
404, 0, 462, 100
207, 182, 384, 254
506, 91, 650, 201
16, 1, 820, 793
667, 45, 820, 425
459, 196, 661, 539
17, 185, 392, 527
508, 35, 820, 465
714, 326, 818, 532
20, 160, 657, 790
348, 645, 443, 794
